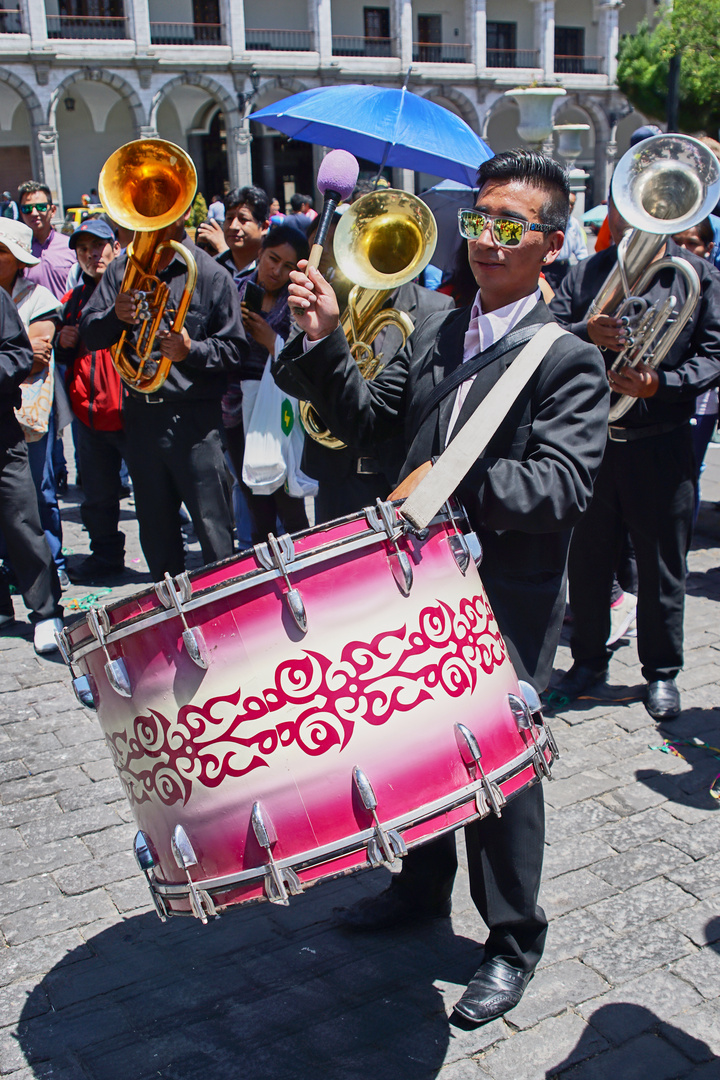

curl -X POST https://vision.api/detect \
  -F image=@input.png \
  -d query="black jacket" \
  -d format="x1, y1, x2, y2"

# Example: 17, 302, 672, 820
274, 300, 609, 688
0, 286, 33, 420
549, 239, 720, 429
79, 237, 247, 403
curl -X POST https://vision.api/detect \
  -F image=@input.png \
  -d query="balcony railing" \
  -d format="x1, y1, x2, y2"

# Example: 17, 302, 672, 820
412, 41, 472, 63
486, 48, 540, 68
332, 34, 393, 57
46, 14, 127, 39
150, 21, 222, 45
245, 28, 313, 51
554, 54, 604, 74
0, 7, 22, 33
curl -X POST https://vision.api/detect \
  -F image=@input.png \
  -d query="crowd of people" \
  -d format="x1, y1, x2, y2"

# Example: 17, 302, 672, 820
1, 130, 720, 1027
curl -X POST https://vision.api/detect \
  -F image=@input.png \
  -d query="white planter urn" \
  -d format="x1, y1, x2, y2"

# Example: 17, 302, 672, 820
505, 87, 567, 147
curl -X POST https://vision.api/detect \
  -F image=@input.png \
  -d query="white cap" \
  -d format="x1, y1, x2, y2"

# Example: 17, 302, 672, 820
0, 218, 39, 265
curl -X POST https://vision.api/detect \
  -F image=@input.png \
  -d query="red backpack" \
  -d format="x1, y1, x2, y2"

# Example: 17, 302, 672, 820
59, 280, 123, 432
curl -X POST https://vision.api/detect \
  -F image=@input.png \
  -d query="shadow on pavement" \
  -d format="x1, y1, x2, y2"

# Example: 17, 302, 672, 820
546, 1003, 714, 1078
16, 874, 480, 1080
636, 707, 720, 811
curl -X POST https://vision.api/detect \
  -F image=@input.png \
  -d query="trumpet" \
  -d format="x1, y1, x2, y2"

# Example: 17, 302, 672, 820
298, 188, 438, 449
589, 135, 720, 423
98, 138, 199, 395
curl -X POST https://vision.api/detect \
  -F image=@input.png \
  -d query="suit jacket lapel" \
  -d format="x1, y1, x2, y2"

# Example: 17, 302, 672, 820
434, 306, 472, 450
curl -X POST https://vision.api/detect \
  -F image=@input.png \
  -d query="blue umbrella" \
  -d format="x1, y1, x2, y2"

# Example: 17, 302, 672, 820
251, 84, 492, 187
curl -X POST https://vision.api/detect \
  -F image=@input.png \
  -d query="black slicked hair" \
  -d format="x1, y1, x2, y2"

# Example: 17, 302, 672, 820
477, 150, 570, 233
224, 185, 269, 224
261, 222, 310, 262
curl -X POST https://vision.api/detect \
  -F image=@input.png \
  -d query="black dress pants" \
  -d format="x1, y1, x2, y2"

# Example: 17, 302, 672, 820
75, 423, 126, 566
392, 782, 547, 973
569, 424, 695, 681
123, 398, 234, 580
0, 420, 62, 622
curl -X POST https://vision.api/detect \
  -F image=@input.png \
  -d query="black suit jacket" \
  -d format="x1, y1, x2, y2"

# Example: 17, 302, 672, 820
274, 300, 609, 688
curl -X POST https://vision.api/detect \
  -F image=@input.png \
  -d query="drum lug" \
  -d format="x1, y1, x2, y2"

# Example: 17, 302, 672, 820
453, 723, 506, 817
251, 802, 303, 906
87, 607, 132, 698
256, 534, 308, 634
517, 680, 560, 761
56, 628, 98, 711
443, 501, 483, 573
508, 692, 553, 780
171, 825, 217, 923
156, 573, 209, 669
352, 766, 408, 868
133, 831, 168, 922
366, 500, 414, 596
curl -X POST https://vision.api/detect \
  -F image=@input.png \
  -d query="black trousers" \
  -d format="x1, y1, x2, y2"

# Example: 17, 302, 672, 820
392, 783, 547, 973
123, 398, 234, 580
569, 424, 695, 681
0, 420, 62, 622
75, 422, 126, 566
224, 421, 308, 545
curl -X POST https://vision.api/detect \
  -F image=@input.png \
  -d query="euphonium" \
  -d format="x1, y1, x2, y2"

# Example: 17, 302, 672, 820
588, 135, 720, 423
299, 188, 438, 449
98, 139, 199, 395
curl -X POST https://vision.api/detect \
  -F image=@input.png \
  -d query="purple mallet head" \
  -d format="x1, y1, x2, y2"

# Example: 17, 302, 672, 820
317, 150, 360, 200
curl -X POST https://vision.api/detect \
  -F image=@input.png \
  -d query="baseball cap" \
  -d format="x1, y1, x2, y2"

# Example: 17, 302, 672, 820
69, 218, 116, 249
0, 218, 39, 265
629, 124, 663, 147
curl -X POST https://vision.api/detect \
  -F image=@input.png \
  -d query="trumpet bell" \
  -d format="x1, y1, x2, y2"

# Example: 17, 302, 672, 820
334, 189, 438, 290
613, 134, 720, 236
98, 138, 198, 233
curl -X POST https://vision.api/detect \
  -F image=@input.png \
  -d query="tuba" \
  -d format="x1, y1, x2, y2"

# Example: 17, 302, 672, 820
98, 138, 199, 395
589, 134, 720, 423
299, 188, 437, 449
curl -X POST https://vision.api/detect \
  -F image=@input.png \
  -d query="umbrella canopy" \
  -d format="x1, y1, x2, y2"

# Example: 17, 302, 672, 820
583, 203, 608, 226
420, 179, 476, 272
252, 84, 493, 187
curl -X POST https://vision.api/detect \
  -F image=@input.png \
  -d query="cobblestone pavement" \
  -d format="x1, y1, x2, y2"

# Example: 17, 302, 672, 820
1, 440, 719, 1080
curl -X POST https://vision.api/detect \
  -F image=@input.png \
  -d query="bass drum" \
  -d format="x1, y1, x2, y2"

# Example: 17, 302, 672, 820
58, 501, 557, 923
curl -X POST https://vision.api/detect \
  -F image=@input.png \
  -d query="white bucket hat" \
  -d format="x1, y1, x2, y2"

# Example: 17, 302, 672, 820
0, 218, 40, 266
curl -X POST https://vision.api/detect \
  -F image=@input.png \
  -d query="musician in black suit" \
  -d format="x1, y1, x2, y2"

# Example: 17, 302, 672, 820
274, 151, 609, 1027
549, 197, 720, 721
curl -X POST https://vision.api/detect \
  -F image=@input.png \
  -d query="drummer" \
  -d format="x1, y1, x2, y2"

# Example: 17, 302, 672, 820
274, 149, 609, 1027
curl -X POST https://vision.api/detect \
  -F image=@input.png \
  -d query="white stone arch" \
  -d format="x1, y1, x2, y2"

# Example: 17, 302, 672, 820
149, 72, 240, 133
251, 76, 310, 112
418, 85, 481, 135
49, 69, 145, 133
0, 69, 44, 182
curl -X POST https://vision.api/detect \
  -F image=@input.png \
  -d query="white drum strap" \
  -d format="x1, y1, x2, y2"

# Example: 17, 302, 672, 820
400, 323, 567, 531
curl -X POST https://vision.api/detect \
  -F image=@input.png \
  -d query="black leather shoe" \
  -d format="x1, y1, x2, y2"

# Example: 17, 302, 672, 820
452, 957, 533, 1026
335, 887, 451, 931
546, 662, 608, 705
645, 679, 681, 721
67, 556, 125, 586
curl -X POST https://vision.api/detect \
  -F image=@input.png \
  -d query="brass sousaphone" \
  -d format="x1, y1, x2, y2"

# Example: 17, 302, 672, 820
98, 138, 199, 395
299, 188, 438, 449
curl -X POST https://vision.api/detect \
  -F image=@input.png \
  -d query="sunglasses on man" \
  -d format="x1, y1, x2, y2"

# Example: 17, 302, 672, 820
458, 209, 556, 248
20, 203, 50, 214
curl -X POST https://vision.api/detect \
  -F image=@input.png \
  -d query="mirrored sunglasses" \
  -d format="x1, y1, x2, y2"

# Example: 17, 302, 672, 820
457, 209, 555, 247
20, 203, 49, 214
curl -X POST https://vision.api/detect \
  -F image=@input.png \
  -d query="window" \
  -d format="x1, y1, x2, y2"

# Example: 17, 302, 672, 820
417, 13, 441, 62
364, 7, 389, 39
555, 26, 585, 72
487, 21, 517, 66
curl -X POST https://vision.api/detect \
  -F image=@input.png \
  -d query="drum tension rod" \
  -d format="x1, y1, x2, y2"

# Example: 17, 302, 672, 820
171, 825, 217, 923
352, 766, 408, 868
251, 802, 303, 906
255, 534, 308, 633
86, 606, 132, 698
453, 723, 506, 817
133, 831, 169, 922
509, 688, 555, 780
55, 626, 98, 711
443, 501, 483, 575
518, 680, 560, 762
366, 500, 413, 596
155, 573, 209, 669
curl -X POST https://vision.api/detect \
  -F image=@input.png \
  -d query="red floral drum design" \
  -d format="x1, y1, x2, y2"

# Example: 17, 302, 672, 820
58, 503, 556, 922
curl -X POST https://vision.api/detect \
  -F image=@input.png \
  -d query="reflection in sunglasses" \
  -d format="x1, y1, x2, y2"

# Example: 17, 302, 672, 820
458, 209, 555, 248
20, 204, 49, 214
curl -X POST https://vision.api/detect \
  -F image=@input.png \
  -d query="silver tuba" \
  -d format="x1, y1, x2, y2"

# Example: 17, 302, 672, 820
589, 134, 720, 423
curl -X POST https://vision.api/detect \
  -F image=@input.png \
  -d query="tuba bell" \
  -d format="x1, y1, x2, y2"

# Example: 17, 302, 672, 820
98, 138, 199, 395
299, 188, 438, 449
589, 134, 720, 423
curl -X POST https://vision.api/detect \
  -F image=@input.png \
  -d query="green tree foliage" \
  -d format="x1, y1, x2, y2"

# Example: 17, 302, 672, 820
616, 2, 720, 135
188, 191, 208, 229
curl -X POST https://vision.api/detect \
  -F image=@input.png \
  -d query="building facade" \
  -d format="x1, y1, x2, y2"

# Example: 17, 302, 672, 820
0, 0, 656, 212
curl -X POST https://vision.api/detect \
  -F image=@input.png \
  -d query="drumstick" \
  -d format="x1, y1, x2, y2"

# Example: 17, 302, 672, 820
308, 150, 359, 271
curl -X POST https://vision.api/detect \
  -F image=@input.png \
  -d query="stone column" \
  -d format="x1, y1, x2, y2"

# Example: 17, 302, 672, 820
466, 0, 486, 70
222, 0, 246, 56
128, 0, 151, 49
139, 124, 160, 140
36, 126, 63, 213
391, 0, 413, 70
21, 0, 48, 45
312, 0, 333, 63
598, 2, 621, 84
531, 0, 555, 80
229, 124, 253, 189
391, 167, 415, 193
